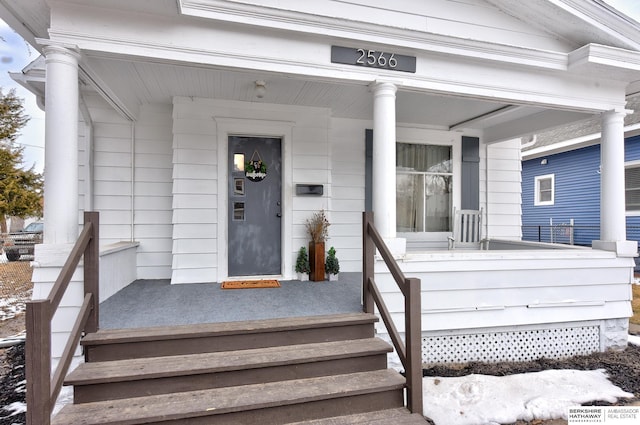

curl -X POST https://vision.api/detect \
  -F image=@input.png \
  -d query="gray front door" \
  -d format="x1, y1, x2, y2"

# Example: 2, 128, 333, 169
228, 136, 282, 276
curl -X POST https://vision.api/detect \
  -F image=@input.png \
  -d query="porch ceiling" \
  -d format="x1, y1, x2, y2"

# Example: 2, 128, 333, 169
82, 55, 559, 134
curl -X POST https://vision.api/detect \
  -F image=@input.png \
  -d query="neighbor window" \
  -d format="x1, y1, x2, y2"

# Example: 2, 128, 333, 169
625, 164, 640, 212
534, 174, 554, 206
396, 143, 452, 232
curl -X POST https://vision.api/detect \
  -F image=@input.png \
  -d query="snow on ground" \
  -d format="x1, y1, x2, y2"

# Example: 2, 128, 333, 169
629, 334, 640, 346
423, 369, 633, 425
383, 336, 635, 425
0, 296, 27, 321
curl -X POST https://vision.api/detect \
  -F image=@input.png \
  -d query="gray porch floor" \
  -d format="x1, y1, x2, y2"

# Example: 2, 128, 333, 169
99, 272, 363, 329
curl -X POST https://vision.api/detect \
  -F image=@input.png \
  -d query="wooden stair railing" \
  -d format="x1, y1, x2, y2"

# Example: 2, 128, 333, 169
26, 211, 99, 425
362, 211, 423, 415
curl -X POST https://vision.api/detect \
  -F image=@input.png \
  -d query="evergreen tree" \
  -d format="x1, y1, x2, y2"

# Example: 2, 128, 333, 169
0, 88, 43, 233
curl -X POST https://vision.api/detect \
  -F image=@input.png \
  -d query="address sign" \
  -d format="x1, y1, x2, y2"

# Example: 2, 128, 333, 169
331, 45, 416, 73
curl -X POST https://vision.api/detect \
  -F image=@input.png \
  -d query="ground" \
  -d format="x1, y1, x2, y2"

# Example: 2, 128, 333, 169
632, 283, 640, 325
422, 344, 640, 425
0, 262, 639, 425
0, 261, 32, 339
0, 260, 32, 425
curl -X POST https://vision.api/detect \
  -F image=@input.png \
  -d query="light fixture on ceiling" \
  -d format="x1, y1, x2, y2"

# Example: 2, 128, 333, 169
255, 80, 266, 98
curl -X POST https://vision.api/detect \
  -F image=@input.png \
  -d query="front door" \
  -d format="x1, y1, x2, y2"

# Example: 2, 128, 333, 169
228, 136, 282, 276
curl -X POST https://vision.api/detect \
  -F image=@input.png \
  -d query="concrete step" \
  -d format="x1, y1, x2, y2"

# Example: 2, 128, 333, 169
285, 407, 430, 424
66, 338, 392, 403
53, 370, 406, 425
83, 313, 379, 362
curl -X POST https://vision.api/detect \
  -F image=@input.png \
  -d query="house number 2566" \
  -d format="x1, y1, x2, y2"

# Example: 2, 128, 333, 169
356, 49, 398, 69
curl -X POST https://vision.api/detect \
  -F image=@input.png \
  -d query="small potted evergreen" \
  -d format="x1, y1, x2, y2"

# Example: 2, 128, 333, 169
295, 246, 310, 281
325, 246, 340, 281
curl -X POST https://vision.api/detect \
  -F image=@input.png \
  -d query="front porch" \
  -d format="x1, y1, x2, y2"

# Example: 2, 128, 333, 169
98, 273, 363, 329
96, 237, 636, 364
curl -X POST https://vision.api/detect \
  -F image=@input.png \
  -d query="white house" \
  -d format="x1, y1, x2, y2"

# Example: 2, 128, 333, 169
3, 0, 640, 364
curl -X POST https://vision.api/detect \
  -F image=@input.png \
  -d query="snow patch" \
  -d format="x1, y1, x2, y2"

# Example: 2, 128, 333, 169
1, 401, 26, 416
423, 369, 633, 425
0, 296, 27, 321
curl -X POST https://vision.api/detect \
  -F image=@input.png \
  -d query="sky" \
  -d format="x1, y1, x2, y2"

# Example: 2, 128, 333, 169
0, 20, 44, 172
0, 1, 639, 174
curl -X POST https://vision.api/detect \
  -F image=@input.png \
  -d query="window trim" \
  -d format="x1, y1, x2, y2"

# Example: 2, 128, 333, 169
395, 134, 460, 235
534, 174, 555, 206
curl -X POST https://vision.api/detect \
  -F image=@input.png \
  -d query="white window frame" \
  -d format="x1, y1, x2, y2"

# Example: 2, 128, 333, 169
534, 174, 555, 206
395, 129, 461, 240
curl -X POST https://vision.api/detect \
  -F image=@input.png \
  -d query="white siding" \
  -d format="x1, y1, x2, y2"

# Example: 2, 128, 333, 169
134, 104, 174, 279
86, 96, 174, 280
486, 139, 522, 239
183, 0, 573, 52
374, 248, 633, 334
85, 93, 134, 246
329, 119, 367, 271
172, 97, 339, 283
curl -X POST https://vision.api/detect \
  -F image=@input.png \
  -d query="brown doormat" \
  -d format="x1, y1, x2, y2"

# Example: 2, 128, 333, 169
221, 280, 281, 289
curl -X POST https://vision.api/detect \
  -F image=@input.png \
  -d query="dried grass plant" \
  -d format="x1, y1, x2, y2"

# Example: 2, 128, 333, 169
305, 209, 330, 243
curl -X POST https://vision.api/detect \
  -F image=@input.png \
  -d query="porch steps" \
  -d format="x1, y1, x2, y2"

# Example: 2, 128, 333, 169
54, 313, 430, 424
81, 312, 378, 361
66, 338, 392, 403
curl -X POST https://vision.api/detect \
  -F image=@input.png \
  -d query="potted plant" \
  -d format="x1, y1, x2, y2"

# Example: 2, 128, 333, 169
295, 246, 310, 281
305, 209, 330, 281
325, 246, 340, 281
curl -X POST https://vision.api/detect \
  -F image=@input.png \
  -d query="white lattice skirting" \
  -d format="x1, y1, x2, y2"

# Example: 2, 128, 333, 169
422, 325, 601, 364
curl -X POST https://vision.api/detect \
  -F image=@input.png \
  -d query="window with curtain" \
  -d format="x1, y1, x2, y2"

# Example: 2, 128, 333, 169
396, 143, 452, 232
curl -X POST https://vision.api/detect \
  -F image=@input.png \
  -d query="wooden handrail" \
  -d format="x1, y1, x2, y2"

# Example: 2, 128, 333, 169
362, 211, 423, 415
26, 212, 99, 425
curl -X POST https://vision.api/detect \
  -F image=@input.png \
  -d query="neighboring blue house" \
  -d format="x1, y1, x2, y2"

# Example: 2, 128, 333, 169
522, 94, 640, 253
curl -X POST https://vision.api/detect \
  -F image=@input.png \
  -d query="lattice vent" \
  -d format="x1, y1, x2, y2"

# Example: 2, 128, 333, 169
422, 326, 600, 364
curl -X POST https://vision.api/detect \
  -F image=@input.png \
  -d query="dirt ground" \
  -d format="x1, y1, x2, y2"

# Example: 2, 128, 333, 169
632, 283, 640, 325
0, 260, 32, 425
0, 261, 33, 339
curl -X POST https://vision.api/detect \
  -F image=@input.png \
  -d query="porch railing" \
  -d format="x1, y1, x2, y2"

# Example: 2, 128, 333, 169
26, 212, 99, 425
362, 212, 423, 415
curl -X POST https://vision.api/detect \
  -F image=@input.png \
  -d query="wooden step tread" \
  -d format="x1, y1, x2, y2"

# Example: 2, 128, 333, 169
53, 370, 405, 425
82, 313, 378, 346
285, 408, 430, 424
66, 338, 392, 385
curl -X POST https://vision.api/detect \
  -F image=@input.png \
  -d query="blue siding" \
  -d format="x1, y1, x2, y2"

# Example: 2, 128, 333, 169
522, 135, 640, 247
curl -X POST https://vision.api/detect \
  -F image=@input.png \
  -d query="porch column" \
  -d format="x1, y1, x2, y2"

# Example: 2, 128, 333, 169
42, 44, 81, 243
371, 81, 397, 239
593, 109, 636, 255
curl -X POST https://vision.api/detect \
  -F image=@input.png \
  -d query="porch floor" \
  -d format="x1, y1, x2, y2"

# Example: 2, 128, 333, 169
99, 272, 363, 329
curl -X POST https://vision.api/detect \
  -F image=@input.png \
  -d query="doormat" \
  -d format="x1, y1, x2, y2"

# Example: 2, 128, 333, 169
221, 280, 281, 289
